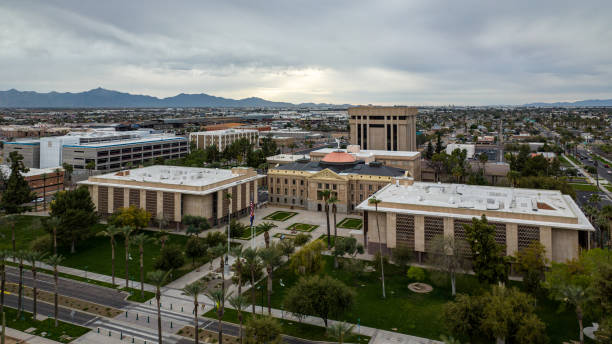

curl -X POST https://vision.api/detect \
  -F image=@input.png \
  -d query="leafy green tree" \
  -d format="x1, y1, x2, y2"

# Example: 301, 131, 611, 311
592, 261, 612, 341
464, 215, 508, 284
0, 151, 36, 215
425, 141, 434, 160
61, 163, 73, 188
182, 281, 206, 344
44, 216, 62, 255
444, 293, 485, 341
49, 186, 98, 253
85, 161, 96, 175
245, 316, 282, 344
284, 275, 355, 327
332, 236, 364, 268
182, 215, 210, 235
289, 239, 326, 275
260, 137, 278, 157
185, 236, 207, 268
515, 241, 547, 296
147, 270, 171, 344
108, 206, 151, 229
154, 245, 185, 271
427, 235, 468, 296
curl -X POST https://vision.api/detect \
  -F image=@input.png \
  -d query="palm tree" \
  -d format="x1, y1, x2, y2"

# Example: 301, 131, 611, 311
119, 226, 135, 290
206, 288, 233, 344
559, 285, 588, 344
0, 250, 8, 315
211, 244, 226, 299
46, 217, 62, 255
85, 161, 95, 176
507, 170, 520, 187
1, 215, 18, 261
320, 189, 332, 248
147, 270, 171, 344
258, 246, 280, 315
328, 321, 355, 344
44, 254, 64, 327
242, 247, 260, 314
182, 281, 206, 344
328, 196, 339, 243
27, 251, 47, 320
96, 225, 121, 285
61, 163, 73, 189
230, 245, 244, 296
228, 295, 248, 344
479, 152, 488, 176
257, 222, 275, 248
368, 196, 386, 299
15, 250, 27, 318
157, 229, 170, 249
131, 233, 150, 299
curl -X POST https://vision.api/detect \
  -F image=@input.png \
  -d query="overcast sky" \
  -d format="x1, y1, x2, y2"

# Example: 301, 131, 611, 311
1, 0, 611, 105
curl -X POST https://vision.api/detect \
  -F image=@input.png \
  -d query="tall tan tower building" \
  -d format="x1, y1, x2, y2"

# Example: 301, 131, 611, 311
349, 106, 418, 151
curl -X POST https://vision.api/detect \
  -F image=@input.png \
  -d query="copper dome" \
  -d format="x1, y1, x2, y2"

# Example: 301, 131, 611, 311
321, 151, 356, 164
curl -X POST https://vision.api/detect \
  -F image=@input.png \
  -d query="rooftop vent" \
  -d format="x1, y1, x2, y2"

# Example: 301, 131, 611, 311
369, 161, 383, 168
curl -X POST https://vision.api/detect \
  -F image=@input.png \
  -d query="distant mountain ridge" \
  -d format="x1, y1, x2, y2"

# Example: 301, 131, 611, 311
0, 88, 346, 108
523, 99, 612, 107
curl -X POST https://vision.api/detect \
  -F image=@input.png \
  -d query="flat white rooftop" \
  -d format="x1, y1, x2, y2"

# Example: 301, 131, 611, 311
93, 165, 243, 186
312, 148, 420, 158
357, 182, 594, 231
63, 135, 185, 148
191, 129, 258, 135
0, 165, 63, 177
266, 154, 309, 162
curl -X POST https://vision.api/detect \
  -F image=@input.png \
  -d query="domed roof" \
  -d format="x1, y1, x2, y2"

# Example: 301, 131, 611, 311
321, 151, 356, 164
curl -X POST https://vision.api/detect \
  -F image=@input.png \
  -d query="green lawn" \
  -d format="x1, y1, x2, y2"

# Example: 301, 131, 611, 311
248, 255, 584, 343
0, 215, 46, 251
2, 306, 90, 343
337, 218, 363, 230
559, 155, 573, 167
204, 308, 370, 343
565, 154, 582, 166
286, 223, 318, 232
263, 211, 298, 222
239, 224, 272, 240
570, 183, 599, 192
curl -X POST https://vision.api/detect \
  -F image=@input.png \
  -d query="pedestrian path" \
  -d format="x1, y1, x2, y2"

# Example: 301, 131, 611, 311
2, 327, 62, 344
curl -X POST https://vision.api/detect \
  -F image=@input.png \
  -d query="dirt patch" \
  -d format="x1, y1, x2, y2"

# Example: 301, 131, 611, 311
408, 282, 433, 294
5, 282, 122, 318
5, 337, 26, 344
177, 325, 240, 344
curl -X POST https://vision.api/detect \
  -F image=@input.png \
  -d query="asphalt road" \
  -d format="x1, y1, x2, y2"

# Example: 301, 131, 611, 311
5, 265, 130, 309
577, 149, 612, 184
3, 292, 97, 326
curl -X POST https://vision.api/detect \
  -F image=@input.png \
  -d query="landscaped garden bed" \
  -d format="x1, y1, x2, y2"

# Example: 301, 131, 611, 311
286, 223, 318, 232
273, 233, 297, 240
337, 218, 363, 229
263, 211, 298, 221
177, 325, 240, 343
2, 306, 90, 343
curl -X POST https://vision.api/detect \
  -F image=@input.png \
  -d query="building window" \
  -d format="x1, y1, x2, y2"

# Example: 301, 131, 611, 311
360, 194, 363, 201
300, 190, 304, 196
292, 189, 296, 196
318, 183, 322, 188
276, 188, 280, 194
292, 180, 296, 185
359, 184, 363, 190
284, 188, 288, 195
284, 179, 288, 184
277, 178, 280, 183
369, 185, 373, 191
332, 184, 337, 190
325, 183, 329, 189
300, 180, 304, 186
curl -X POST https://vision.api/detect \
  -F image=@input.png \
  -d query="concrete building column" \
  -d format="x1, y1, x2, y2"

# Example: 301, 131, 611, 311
123, 188, 130, 208
540, 226, 553, 263
443, 217, 454, 238
415, 215, 425, 252
91, 185, 99, 211
246, 181, 251, 202
139, 190, 146, 210
156, 191, 163, 219
254, 179, 259, 204
217, 190, 223, 221
506, 223, 518, 256
236, 183, 242, 211
174, 193, 182, 222
386, 213, 396, 249
107, 187, 114, 214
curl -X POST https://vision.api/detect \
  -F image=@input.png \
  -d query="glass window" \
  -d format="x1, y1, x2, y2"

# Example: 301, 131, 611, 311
369, 185, 373, 191
325, 183, 329, 189
318, 183, 322, 188
332, 184, 337, 190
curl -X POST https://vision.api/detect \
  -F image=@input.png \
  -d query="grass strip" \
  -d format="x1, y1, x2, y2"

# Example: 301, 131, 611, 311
337, 218, 363, 229
1, 306, 90, 343
263, 211, 299, 222
286, 223, 318, 232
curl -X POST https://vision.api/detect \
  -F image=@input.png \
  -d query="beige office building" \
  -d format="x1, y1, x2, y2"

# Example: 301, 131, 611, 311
349, 106, 418, 151
2, 140, 41, 168
189, 129, 259, 151
357, 180, 593, 263
79, 165, 264, 227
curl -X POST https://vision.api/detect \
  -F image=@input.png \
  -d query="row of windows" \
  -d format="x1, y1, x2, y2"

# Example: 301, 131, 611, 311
351, 116, 409, 120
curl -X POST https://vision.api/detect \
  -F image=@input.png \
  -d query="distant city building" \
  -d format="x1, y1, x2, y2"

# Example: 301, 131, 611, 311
266, 154, 309, 166
3, 140, 41, 168
267, 151, 408, 213
357, 180, 593, 263
0, 125, 70, 139
349, 106, 418, 151
79, 165, 264, 227
445, 143, 476, 159
477, 135, 496, 145
189, 129, 259, 151
0, 165, 64, 198
309, 145, 421, 178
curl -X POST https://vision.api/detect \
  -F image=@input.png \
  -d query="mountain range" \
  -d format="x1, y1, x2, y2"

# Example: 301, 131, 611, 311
522, 99, 612, 107
0, 88, 345, 108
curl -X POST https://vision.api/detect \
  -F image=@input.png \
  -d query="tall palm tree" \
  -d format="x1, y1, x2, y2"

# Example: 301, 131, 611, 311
257, 222, 275, 248
328, 196, 339, 243
230, 245, 244, 296
258, 246, 280, 315
559, 285, 588, 344
157, 229, 170, 249
1, 215, 18, 262
96, 225, 121, 285
147, 270, 171, 344
368, 196, 386, 299
211, 244, 226, 302
320, 190, 332, 248
46, 217, 62, 255
26, 251, 47, 320
242, 247, 260, 314
181, 281, 206, 344
206, 288, 233, 344
119, 226, 135, 290
131, 233, 150, 299
44, 254, 64, 327
228, 295, 248, 344
15, 250, 27, 318
328, 321, 355, 344
0, 250, 8, 316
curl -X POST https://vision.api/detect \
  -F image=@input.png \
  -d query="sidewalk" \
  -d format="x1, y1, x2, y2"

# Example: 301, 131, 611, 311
3, 327, 62, 344
563, 153, 612, 199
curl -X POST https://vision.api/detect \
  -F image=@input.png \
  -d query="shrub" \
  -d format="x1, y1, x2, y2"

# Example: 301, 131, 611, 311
245, 316, 282, 344
30, 235, 52, 253
406, 266, 426, 282
230, 219, 245, 238
203, 231, 227, 247
293, 233, 311, 246
154, 245, 185, 270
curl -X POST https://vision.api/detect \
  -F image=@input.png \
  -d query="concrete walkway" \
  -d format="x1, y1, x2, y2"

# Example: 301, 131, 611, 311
3, 327, 62, 344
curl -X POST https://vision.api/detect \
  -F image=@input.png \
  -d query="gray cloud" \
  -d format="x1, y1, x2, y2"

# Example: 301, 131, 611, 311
0, 0, 610, 105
